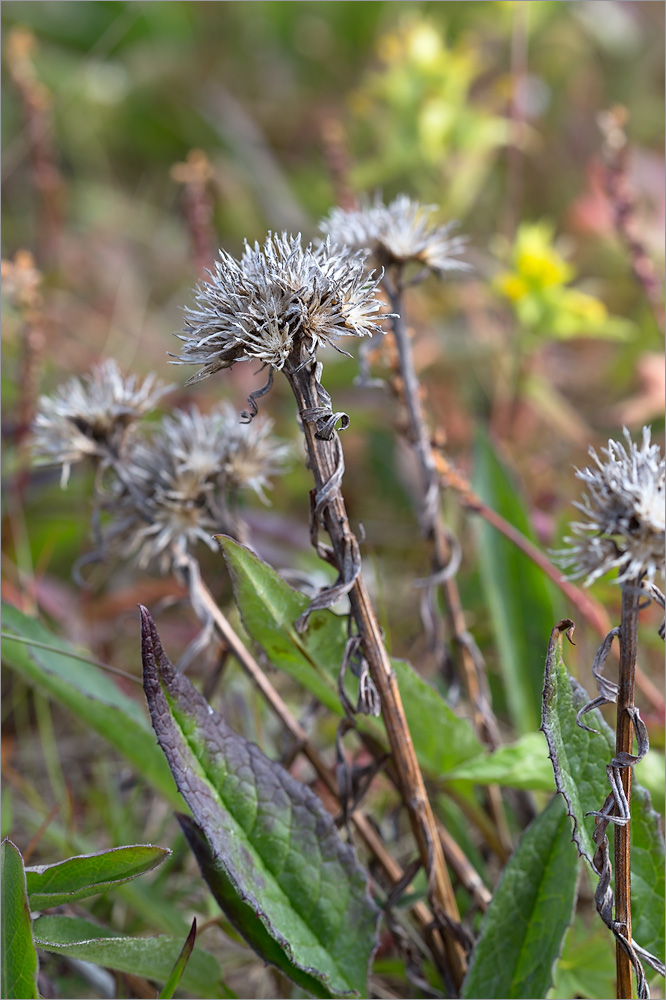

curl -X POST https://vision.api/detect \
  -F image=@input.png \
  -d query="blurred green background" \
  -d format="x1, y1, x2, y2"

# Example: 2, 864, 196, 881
1, 4, 664, 996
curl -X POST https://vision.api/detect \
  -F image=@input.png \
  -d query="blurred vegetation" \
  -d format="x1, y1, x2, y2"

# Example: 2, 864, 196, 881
1, 3, 664, 998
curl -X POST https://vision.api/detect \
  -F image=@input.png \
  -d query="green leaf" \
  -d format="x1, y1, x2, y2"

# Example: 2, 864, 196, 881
442, 731, 556, 791
390, 658, 483, 774
462, 796, 579, 1000
218, 535, 348, 715
473, 431, 559, 733
1, 840, 39, 1000
25, 844, 170, 909
1, 603, 179, 807
33, 915, 228, 999
541, 620, 665, 964
158, 919, 197, 999
547, 917, 615, 1000
219, 536, 482, 775
140, 606, 379, 999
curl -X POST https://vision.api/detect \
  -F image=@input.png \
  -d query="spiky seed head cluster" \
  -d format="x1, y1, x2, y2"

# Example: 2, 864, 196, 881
558, 427, 665, 586
32, 360, 172, 486
174, 232, 386, 382
321, 194, 468, 276
105, 404, 289, 573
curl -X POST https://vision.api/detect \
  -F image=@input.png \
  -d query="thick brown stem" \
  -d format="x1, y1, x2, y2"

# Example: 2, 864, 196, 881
615, 582, 640, 999
284, 353, 467, 988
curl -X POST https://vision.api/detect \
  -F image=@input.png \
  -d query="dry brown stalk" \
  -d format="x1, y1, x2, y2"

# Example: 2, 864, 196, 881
599, 106, 664, 335
192, 570, 489, 949
284, 348, 467, 987
615, 582, 640, 999
171, 149, 216, 278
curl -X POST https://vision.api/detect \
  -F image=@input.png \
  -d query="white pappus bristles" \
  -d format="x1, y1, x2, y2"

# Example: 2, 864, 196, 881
557, 426, 665, 586
321, 194, 469, 276
174, 232, 387, 382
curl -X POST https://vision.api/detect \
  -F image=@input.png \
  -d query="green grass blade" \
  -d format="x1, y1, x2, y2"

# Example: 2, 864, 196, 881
473, 430, 559, 732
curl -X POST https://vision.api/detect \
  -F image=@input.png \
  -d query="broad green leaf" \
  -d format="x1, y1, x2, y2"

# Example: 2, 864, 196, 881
178, 814, 338, 999
1, 603, 178, 806
442, 731, 555, 791
391, 657, 483, 774
541, 620, 665, 964
140, 606, 379, 999
219, 536, 482, 775
33, 915, 228, 999
25, 844, 169, 909
218, 535, 349, 715
1, 840, 39, 1000
473, 430, 559, 733
158, 919, 197, 1000
462, 796, 579, 999
547, 917, 615, 1000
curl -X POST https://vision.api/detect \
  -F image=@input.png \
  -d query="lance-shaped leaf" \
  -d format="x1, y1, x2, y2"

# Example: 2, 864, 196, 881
140, 606, 379, 999
541, 619, 665, 964
32, 914, 227, 999
441, 731, 555, 791
473, 430, 560, 734
1, 840, 39, 1000
219, 536, 482, 775
461, 795, 579, 999
25, 844, 169, 909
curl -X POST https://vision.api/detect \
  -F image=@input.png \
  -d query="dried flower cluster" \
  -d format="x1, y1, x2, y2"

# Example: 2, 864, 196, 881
32, 364, 289, 574
558, 426, 665, 586
32, 360, 172, 486
321, 194, 468, 276
107, 404, 290, 574
174, 232, 386, 382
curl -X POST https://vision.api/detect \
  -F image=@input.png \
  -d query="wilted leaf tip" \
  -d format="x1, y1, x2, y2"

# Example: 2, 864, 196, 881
139, 605, 174, 691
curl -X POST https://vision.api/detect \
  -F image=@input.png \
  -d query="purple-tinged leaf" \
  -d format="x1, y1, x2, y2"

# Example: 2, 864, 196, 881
140, 606, 379, 999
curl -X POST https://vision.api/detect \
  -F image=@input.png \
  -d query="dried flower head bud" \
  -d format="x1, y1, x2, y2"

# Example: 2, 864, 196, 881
557, 427, 665, 586
321, 194, 468, 275
174, 233, 386, 382
104, 404, 289, 573
32, 360, 172, 486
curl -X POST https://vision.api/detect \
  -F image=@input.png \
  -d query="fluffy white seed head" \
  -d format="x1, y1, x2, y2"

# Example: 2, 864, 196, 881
321, 194, 469, 275
557, 427, 665, 586
103, 404, 289, 573
174, 233, 386, 381
32, 360, 172, 486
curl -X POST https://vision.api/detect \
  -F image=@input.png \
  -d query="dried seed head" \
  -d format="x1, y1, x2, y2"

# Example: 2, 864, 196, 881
321, 194, 468, 275
557, 427, 665, 586
103, 404, 289, 573
174, 232, 386, 382
32, 360, 172, 486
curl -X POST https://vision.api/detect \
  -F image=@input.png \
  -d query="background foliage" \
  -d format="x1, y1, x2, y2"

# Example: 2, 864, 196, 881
2, 3, 664, 998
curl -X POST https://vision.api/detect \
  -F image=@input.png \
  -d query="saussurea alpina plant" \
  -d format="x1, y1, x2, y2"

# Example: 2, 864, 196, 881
551, 428, 666, 999
176, 231, 469, 988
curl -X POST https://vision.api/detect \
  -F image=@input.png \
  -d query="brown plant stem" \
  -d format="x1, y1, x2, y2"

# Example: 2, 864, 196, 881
284, 350, 467, 988
191, 569, 489, 953
615, 581, 640, 999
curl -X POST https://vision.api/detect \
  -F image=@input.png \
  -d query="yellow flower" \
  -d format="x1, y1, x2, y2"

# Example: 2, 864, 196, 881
493, 272, 528, 302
